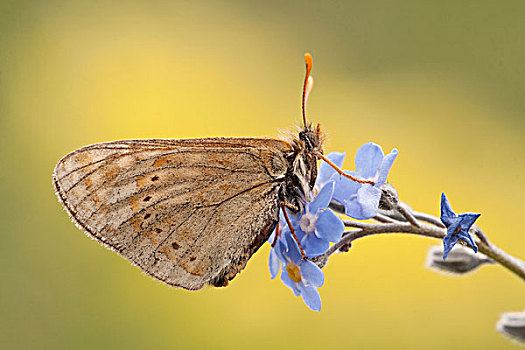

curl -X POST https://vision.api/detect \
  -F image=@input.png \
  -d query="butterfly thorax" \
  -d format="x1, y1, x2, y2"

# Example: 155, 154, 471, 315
281, 124, 325, 213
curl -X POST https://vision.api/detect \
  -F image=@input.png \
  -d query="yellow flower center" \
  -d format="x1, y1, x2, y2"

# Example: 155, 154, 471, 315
286, 264, 302, 283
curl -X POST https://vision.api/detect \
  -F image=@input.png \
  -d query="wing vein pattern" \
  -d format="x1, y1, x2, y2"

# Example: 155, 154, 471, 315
53, 138, 292, 290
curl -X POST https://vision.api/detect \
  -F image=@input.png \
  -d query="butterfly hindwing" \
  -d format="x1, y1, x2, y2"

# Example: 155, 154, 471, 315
53, 138, 292, 290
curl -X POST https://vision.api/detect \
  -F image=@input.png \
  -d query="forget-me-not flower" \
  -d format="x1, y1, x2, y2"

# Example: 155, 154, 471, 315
277, 230, 325, 311
267, 175, 342, 310
327, 143, 398, 220
293, 181, 345, 257
440, 193, 480, 260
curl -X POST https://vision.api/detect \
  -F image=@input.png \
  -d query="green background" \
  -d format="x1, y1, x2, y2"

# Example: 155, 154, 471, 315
1, 0, 524, 348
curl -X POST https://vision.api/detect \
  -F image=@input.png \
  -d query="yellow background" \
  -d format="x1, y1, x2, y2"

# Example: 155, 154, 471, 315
1, 1, 524, 349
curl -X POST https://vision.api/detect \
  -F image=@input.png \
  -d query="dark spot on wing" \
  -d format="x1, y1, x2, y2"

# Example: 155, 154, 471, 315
143, 195, 152, 202
144, 213, 151, 219
189, 256, 196, 261
151, 175, 159, 181
172, 242, 180, 250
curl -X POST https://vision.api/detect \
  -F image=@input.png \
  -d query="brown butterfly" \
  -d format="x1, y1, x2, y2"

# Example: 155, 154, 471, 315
53, 54, 368, 290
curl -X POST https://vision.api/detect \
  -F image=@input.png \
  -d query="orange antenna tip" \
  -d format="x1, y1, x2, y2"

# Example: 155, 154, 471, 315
302, 53, 314, 128
304, 53, 313, 74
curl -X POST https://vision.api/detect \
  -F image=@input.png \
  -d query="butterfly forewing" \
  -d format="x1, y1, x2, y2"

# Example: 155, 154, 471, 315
53, 138, 292, 290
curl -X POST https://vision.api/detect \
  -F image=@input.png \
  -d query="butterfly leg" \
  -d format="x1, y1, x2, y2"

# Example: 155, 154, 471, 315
314, 151, 375, 185
271, 221, 280, 247
280, 202, 306, 259
280, 202, 298, 211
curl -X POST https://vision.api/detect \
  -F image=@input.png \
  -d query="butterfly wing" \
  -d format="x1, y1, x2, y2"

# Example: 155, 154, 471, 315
53, 138, 292, 290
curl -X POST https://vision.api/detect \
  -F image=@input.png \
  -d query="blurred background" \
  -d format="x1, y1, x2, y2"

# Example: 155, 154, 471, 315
1, 0, 524, 348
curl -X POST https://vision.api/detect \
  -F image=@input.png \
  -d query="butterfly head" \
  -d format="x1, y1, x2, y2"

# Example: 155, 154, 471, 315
299, 123, 325, 156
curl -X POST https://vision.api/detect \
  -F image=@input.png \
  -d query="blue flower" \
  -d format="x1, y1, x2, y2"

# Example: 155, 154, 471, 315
440, 193, 480, 260
329, 143, 398, 220
315, 151, 346, 191
277, 230, 325, 311
293, 181, 345, 257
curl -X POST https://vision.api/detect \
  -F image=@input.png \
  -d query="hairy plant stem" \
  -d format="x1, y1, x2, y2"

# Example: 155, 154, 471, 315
324, 201, 525, 282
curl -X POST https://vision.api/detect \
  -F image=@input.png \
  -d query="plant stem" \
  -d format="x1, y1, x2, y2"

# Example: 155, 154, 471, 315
320, 204, 525, 282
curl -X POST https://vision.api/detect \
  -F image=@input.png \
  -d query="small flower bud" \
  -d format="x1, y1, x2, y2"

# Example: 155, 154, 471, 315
425, 245, 493, 275
310, 254, 329, 269
379, 183, 399, 210
496, 310, 525, 343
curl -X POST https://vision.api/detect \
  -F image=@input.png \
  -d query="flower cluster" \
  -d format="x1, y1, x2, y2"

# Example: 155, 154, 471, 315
267, 143, 490, 312
268, 142, 398, 311
260, 132, 513, 343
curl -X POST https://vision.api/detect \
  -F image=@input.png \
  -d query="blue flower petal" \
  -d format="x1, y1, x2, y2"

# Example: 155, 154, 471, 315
298, 284, 322, 311
441, 215, 459, 227
458, 232, 478, 253
301, 232, 330, 257
357, 185, 382, 218
268, 248, 281, 279
309, 181, 335, 213
288, 212, 302, 228
376, 148, 398, 185
344, 185, 381, 220
354, 142, 384, 179
317, 152, 345, 189
268, 229, 276, 244
443, 234, 459, 260
331, 171, 360, 204
458, 213, 481, 231
316, 209, 344, 242
294, 226, 306, 244
343, 198, 364, 219
280, 270, 301, 296
444, 217, 461, 237
440, 193, 457, 219
284, 231, 303, 264
274, 232, 288, 260
299, 260, 324, 287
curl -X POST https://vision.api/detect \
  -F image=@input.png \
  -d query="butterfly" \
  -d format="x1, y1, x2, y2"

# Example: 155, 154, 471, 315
53, 54, 367, 290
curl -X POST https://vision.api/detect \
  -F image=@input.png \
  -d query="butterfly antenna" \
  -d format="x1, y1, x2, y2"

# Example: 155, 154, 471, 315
313, 151, 375, 185
302, 53, 314, 129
